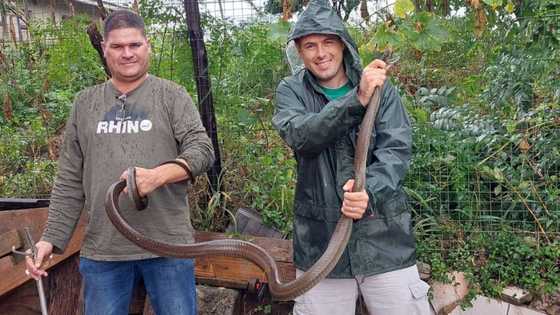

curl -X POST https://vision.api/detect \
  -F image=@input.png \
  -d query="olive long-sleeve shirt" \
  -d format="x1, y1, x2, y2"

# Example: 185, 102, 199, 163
42, 75, 214, 260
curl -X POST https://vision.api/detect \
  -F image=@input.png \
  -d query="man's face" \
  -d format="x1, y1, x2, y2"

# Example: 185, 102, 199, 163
102, 27, 151, 84
297, 34, 346, 87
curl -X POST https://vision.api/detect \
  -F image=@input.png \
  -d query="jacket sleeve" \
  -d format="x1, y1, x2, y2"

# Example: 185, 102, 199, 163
173, 88, 215, 179
272, 79, 366, 157
365, 84, 412, 205
338, 83, 412, 208
42, 99, 85, 254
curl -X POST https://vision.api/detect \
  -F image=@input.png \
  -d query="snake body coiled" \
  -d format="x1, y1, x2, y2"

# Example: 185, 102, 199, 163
104, 84, 383, 301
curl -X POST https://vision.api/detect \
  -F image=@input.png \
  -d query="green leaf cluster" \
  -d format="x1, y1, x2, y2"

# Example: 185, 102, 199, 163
0, 16, 104, 197
418, 229, 560, 298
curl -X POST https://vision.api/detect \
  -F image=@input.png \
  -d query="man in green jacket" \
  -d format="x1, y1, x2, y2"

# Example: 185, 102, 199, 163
273, 1, 431, 314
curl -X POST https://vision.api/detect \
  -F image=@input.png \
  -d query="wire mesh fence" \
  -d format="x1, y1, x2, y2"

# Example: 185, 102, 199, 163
1, 0, 397, 43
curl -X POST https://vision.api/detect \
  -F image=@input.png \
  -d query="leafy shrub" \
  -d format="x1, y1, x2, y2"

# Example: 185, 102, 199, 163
0, 16, 104, 197
417, 229, 560, 298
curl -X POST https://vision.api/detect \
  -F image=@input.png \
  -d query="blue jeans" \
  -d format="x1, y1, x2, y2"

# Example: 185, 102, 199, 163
79, 257, 197, 315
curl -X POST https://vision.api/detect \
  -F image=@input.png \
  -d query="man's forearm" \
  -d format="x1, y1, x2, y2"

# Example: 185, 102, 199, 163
153, 159, 191, 185
42, 206, 83, 254
274, 88, 366, 156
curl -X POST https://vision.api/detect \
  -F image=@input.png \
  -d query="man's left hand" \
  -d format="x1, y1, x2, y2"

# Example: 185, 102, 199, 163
357, 59, 388, 107
341, 179, 369, 219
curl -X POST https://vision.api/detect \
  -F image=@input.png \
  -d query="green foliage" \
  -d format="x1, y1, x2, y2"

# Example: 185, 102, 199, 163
207, 21, 293, 233
512, 0, 560, 49
415, 86, 456, 110
403, 7, 559, 294
264, 0, 360, 21
45, 17, 106, 91
394, 0, 415, 18
371, 12, 450, 54
0, 124, 57, 196
205, 19, 289, 98
181, 18, 294, 234
264, 0, 305, 15
0, 15, 104, 197
138, 0, 195, 89
407, 99, 558, 235
0, 158, 57, 197
417, 229, 560, 298
482, 53, 537, 111
482, 0, 503, 8
214, 94, 296, 235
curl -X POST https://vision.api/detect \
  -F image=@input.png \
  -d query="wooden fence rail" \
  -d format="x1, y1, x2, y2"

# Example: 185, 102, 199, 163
0, 207, 295, 314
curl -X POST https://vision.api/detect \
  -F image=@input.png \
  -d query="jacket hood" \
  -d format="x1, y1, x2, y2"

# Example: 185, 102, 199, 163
285, 0, 362, 83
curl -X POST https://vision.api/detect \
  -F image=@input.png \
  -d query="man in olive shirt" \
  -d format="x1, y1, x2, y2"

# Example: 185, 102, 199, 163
25, 10, 214, 315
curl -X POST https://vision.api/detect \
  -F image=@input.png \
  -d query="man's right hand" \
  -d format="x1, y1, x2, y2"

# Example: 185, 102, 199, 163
24, 240, 53, 280
341, 179, 369, 219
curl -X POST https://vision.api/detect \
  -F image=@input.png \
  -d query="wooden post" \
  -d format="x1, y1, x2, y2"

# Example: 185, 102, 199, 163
23, 0, 31, 41
8, 15, 17, 47
86, 22, 111, 77
94, 0, 108, 20
413, 0, 421, 12
442, 0, 449, 16
360, 0, 369, 22
68, 0, 76, 17
183, 0, 222, 194
426, 0, 433, 12
23, 0, 30, 21
49, 0, 56, 24
282, 0, 292, 21
132, 0, 139, 14
16, 16, 22, 42
1, 4, 9, 41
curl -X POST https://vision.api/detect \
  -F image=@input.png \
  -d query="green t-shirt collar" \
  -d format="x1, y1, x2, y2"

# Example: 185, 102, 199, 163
320, 81, 352, 101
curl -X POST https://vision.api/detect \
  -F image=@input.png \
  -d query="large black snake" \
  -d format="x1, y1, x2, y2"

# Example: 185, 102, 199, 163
104, 80, 384, 301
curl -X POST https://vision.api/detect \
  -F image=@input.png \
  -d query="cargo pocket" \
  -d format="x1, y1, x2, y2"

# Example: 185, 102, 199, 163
409, 280, 430, 300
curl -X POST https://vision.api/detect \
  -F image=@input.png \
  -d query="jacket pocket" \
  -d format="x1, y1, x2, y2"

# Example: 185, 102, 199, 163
370, 192, 409, 219
294, 201, 341, 222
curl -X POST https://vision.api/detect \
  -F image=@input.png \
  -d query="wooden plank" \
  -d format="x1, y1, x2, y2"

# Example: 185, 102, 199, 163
0, 208, 49, 241
0, 254, 83, 315
0, 255, 15, 271
0, 280, 41, 315
46, 255, 83, 315
0, 198, 49, 210
197, 255, 263, 282
193, 231, 295, 289
195, 256, 295, 289
0, 229, 23, 257
0, 208, 296, 296
0, 208, 86, 296
195, 231, 293, 263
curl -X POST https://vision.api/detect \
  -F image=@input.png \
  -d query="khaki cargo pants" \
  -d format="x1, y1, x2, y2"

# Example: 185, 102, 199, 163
293, 265, 432, 315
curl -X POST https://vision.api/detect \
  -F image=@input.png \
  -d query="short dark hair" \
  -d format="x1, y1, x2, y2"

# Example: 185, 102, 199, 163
103, 10, 146, 39
294, 33, 342, 49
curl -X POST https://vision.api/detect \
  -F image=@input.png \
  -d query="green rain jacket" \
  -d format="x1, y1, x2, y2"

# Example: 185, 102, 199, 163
272, 0, 416, 278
